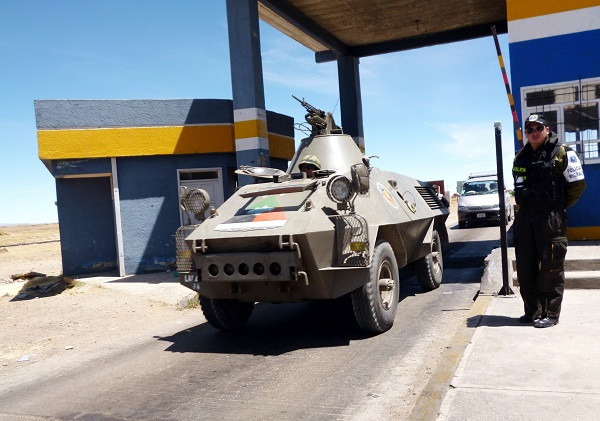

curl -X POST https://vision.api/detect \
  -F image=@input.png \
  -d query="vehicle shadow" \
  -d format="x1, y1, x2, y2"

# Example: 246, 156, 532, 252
156, 298, 375, 356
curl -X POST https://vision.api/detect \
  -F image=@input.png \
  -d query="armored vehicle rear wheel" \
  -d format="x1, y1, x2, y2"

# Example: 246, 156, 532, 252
199, 296, 254, 330
351, 240, 399, 333
414, 230, 443, 291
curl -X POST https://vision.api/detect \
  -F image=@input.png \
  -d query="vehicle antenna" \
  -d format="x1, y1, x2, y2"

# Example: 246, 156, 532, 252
332, 97, 340, 115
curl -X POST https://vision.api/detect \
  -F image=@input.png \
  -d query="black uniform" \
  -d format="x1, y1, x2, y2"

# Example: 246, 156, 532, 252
512, 132, 586, 322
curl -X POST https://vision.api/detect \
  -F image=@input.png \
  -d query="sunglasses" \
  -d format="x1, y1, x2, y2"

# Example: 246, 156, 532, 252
525, 125, 545, 134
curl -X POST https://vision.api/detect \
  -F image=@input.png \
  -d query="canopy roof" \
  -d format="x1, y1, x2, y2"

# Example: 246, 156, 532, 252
258, 0, 507, 61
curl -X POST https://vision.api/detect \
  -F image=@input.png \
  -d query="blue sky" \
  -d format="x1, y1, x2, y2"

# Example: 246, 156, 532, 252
0, 0, 513, 225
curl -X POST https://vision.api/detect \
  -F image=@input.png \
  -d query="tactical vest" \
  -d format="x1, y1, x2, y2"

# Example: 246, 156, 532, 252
512, 133, 566, 210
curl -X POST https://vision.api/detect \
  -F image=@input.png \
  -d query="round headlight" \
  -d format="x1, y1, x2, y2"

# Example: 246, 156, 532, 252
182, 188, 211, 215
327, 175, 353, 203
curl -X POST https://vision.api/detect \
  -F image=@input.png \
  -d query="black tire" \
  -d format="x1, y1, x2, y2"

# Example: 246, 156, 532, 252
199, 296, 254, 330
414, 230, 443, 292
458, 220, 466, 229
351, 240, 399, 333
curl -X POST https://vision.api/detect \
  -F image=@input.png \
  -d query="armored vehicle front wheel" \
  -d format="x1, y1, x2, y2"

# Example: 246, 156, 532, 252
199, 296, 254, 330
351, 240, 399, 333
414, 230, 443, 291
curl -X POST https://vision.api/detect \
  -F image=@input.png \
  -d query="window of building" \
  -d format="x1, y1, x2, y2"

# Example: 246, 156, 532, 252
522, 78, 600, 164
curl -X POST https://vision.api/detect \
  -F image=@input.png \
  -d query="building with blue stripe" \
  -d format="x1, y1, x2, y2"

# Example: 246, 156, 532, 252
508, 1, 600, 239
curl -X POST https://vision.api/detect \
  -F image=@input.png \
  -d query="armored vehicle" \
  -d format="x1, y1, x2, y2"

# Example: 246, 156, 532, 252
176, 98, 449, 333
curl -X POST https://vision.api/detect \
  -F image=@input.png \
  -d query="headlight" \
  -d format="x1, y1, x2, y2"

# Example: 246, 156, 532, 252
327, 175, 353, 203
181, 188, 211, 216
458, 206, 468, 211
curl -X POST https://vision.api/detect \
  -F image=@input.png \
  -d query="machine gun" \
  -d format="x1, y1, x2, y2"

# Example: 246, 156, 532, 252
292, 95, 342, 136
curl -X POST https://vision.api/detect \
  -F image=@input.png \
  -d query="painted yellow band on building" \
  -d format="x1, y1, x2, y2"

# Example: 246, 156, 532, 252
268, 133, 296, 160
38, 126, 235, 159
38, 125, 294, 160
234, 119, 268, 140
507, 0, 600, 21
567, 226, 600, 241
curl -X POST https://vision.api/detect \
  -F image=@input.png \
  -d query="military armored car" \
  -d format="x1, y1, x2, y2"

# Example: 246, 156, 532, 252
176, 98, 449, 333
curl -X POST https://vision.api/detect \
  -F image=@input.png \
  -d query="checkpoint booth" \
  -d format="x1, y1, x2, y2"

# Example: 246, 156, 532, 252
35, 99, 294, 276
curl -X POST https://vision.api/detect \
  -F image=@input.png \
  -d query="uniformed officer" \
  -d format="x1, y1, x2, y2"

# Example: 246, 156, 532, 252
512, 113, 586, 328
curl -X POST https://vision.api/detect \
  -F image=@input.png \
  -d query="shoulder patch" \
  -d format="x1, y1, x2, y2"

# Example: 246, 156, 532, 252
563, 149, 584, 182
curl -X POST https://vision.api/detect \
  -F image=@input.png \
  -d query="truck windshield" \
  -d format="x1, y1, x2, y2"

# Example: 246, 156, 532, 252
461, 180, 498, 196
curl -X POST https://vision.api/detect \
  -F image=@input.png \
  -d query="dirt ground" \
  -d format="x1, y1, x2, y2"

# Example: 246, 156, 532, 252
0, 224, 197, 371
0, 224, 63, 283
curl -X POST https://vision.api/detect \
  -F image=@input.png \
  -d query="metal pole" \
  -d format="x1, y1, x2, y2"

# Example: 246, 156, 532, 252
491, 26, 523, 149
494, 122, 514, 295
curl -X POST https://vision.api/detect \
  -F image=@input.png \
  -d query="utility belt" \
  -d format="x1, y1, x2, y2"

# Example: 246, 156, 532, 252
515, 183, 565, 210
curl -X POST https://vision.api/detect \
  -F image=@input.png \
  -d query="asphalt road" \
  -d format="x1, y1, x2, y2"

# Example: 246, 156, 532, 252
0, 218, 511, 421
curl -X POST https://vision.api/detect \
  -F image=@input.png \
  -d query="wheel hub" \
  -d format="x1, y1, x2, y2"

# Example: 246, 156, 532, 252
378, 261, 395, 310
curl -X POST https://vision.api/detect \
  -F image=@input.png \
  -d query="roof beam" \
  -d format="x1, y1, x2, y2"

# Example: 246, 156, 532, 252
315, 21, 508, 63
258, 0, 349, 56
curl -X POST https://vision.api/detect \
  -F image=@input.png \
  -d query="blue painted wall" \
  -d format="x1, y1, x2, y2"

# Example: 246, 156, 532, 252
49, 158, 112, 177
566, 167, 599, 228
509, 29, 600, 139
52, 152, 291, 275
117, 154, 236, 274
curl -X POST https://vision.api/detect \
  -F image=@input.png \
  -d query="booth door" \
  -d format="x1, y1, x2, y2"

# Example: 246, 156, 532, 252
56, 176, 117, 275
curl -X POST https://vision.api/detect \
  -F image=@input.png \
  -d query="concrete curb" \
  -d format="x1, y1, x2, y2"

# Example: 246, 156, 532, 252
479, 248, 512, 295
407, 294, 494, 420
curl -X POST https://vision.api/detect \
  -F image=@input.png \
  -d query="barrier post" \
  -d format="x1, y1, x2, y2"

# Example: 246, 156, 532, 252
495, 122, 514, 296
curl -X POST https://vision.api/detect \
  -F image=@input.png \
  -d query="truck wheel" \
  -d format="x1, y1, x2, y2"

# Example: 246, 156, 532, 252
414, 230, 443, 291
199, 296, 254, 330
351, 240, 399, 333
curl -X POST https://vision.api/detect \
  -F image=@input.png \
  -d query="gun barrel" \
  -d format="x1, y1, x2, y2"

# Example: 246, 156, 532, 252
292, 95, 322, 115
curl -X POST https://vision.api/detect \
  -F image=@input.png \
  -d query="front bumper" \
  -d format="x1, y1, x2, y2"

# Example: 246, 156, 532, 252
458, 209, 501, 223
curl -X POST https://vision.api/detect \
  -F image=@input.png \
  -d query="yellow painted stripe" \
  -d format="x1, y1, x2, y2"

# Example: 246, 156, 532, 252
268, 133, 295, 160
507, 0, 600, 21
567, 226, 600, 241
38, 125, 296, 161
38, 125, 235, 159
234, 119, 268, 140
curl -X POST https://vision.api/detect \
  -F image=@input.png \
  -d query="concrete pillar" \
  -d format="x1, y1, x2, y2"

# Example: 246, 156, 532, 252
226, 0, 270, 185
337, 55, 365, 152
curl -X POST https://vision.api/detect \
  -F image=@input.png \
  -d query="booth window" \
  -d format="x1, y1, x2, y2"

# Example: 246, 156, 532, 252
522, 78, 600, 164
